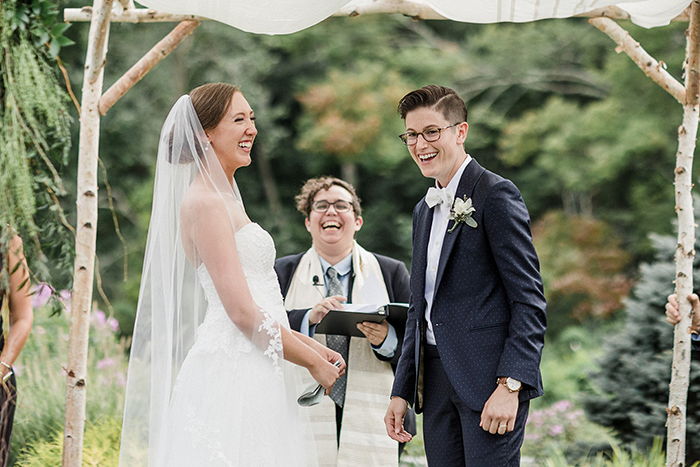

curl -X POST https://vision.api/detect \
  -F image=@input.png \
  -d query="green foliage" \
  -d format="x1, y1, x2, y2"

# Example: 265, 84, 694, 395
524, 399, 614, 463
16, 416, 121, 467
532, 211, 632, 334
583, 201, 700, 463
10, 295, 127, 463
0, 0, 74, 301
540, 438, 697, 467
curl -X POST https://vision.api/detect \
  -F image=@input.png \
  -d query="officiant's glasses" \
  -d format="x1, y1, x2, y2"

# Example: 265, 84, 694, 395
399, 122, 461, 146
312, 200, 353, 213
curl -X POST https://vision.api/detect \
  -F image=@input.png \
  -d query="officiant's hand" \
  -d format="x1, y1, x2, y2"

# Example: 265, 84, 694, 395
309, 295, 346, 325
357, 319, 389, 346
480, 385, 519, 435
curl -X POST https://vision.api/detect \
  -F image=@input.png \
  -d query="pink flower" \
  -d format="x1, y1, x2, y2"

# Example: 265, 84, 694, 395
97, 358, 116, 370
553, 400, 573, 412
92, 309, 106, 326
35, 326, 46, 335
31, 284, 53, 309
106, 317, 119, 333
59, 290, 72, 313
116, 371, 126, 387
550, 424, 565, 436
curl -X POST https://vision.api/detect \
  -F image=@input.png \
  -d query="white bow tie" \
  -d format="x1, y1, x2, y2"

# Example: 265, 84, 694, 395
425, 187, 454, 208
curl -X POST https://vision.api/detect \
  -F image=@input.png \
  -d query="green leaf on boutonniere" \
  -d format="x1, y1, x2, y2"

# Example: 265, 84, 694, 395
447, 196, 478, 233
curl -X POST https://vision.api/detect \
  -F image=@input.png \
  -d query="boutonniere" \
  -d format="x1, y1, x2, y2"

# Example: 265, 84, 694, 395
448, 196, 477, 233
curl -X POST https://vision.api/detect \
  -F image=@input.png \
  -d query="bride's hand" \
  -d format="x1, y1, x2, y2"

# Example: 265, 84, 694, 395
309, 359, 343, 395
316, 346, 346, 375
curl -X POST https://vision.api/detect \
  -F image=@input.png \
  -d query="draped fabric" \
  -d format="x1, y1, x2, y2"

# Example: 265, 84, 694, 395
283, 244, 398, 467
137, 0, 691, 34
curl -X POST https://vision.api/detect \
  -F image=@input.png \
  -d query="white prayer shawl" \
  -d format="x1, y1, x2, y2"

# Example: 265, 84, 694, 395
284, 243, 398, 467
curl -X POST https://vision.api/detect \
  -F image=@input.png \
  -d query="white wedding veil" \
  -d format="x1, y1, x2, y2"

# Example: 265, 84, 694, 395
118, 92, 287, 465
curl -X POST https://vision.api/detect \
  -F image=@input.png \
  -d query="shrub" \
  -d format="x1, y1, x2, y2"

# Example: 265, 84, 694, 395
10, 291, 127, 464
16, 416, 121, 467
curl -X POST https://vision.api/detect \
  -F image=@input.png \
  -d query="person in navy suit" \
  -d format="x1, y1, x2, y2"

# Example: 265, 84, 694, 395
384, 85, 547, 466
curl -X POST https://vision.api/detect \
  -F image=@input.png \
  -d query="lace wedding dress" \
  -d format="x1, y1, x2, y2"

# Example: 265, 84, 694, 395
155, 223, 317, 467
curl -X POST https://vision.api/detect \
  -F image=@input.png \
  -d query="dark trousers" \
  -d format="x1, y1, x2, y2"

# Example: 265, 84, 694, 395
422, 345, 529, 467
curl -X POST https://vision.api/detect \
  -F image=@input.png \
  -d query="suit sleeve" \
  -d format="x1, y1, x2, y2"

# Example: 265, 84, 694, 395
482, 180, 547, 392
391, 205, 422, 405
274, 255, 311, 333
374, 256, 411, 365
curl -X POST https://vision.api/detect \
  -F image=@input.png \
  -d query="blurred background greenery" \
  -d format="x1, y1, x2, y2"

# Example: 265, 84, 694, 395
5, 0, 700, 464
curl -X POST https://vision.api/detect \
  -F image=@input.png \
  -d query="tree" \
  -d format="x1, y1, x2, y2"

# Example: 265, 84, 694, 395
583, 207, 700, 463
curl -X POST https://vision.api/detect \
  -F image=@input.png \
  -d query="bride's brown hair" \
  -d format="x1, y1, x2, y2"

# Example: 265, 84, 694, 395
190, 83, 240, 131
168, 83, 241, 164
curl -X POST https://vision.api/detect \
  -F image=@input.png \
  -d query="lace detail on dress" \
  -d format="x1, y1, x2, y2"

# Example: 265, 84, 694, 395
258, 311, 283, 376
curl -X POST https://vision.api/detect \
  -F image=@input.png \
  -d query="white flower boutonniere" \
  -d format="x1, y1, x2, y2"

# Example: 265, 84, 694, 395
448, 196, 477, 233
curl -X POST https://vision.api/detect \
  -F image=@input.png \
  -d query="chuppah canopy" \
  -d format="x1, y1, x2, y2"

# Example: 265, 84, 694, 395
134, 0, 692, 33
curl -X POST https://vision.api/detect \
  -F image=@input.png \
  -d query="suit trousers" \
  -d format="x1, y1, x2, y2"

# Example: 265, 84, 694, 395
422, 344, 529, 467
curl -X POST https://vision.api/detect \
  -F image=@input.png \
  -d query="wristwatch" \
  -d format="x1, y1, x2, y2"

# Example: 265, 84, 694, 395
497, 377, 522, 393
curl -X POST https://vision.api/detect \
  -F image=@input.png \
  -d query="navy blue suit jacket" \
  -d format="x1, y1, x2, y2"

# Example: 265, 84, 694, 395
391, 159, 547, 413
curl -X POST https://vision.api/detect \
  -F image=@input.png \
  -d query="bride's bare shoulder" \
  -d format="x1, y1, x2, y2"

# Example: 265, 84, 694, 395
181, 188, 223, 213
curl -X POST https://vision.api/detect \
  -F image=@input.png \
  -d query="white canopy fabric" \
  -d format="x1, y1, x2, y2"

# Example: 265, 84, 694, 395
136, 0, 691, 34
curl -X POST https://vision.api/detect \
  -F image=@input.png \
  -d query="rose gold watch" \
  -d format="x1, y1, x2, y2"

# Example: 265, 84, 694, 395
497, 377, 522, 393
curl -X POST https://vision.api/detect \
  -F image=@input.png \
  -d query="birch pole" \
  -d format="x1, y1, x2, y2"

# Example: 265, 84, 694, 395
98, 20, 199, 115
667, 2, 700, 466
63, 0, 114, 465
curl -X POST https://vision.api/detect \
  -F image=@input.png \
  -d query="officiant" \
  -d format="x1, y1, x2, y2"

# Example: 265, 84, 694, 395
275, 176, 416, 467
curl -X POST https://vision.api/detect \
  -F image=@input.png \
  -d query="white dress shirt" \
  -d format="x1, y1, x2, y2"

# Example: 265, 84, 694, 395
424, 155, 472, 345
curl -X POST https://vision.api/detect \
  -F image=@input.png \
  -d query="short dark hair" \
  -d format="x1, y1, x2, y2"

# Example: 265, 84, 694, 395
295, 177, 362, 219
397, 85, 468, 124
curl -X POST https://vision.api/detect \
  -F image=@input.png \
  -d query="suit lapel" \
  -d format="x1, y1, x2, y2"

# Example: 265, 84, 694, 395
412, 199, 432, 314
433, 159, 485, 295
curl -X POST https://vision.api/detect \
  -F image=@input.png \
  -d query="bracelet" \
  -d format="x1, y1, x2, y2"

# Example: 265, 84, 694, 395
2, 371, 11, 383
0, 362, 10, 371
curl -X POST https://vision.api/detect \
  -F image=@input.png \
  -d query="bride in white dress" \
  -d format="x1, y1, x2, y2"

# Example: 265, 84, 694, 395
119, 83, 345, 466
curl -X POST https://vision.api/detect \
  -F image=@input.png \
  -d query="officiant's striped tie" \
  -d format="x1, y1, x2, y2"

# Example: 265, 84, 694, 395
325, 267, 349, 407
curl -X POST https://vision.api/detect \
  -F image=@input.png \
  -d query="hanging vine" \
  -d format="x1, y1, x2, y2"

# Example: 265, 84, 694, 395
0, 0, 75, 313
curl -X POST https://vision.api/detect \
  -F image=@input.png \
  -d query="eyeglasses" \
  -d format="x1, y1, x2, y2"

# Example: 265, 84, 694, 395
311, 200, 353, 213
399, 123, 462, 146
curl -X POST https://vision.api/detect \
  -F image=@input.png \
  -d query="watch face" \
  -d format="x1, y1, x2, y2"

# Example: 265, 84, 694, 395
506, 378, 521, 391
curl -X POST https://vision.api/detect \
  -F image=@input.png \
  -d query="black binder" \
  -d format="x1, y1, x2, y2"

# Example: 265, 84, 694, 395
315, 303, 409, 338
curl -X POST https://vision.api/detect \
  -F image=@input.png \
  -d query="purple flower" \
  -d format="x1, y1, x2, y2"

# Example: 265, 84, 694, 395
96, 358, 116, 370
116, 371, 126, 387
550, 424, 565, 436
553, 400, 573, 412
59, 290, 72, 313
92, 310, 107, 327
31, 284, 53, 309
106, 317, 119, 333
